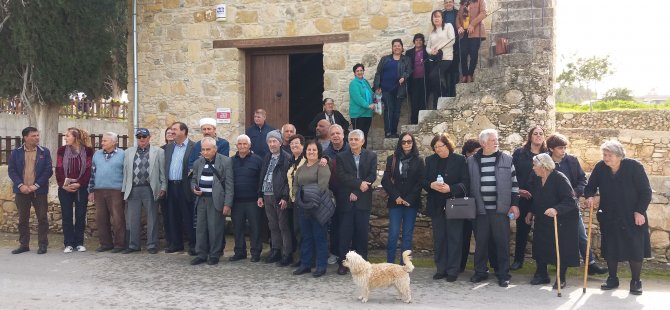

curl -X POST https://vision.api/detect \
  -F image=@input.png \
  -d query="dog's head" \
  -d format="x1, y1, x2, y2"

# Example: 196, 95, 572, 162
342, 250, 369, 273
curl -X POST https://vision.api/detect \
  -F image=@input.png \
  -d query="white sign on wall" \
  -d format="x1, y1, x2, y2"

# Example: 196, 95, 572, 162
216, 108, 231, 124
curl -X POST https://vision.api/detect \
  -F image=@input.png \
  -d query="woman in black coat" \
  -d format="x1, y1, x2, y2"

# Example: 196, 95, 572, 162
584, 140, 652, 295
421, 133, 469, 281
525, 154, 579, 289
308, 98, 350, 137
381, 133, 424, 264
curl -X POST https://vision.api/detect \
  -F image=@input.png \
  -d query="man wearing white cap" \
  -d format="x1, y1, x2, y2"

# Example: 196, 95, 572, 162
188, 117, 230, 170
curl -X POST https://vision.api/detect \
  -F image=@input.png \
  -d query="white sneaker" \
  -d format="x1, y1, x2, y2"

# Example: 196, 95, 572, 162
63, 246, 74, 253
76, 245, 87, 252
328, 254, 338, 265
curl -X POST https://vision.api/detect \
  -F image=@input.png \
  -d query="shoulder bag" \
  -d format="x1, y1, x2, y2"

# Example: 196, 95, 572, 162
444, 183, 476, 220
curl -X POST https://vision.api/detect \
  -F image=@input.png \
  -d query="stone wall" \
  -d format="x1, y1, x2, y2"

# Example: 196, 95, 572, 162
557, 110, 670, 132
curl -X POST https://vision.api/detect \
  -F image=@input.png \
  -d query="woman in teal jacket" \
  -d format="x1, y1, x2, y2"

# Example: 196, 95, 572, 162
348, 63, 375, 148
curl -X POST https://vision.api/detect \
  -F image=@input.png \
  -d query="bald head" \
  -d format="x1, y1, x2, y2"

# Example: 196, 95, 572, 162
316, 119, 331, 139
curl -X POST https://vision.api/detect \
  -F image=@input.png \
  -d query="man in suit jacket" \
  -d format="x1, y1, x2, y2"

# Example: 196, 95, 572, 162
190, 137, 234, 266
335, 129, 377, 275
121, 128, 166, 254
164, 122, 196, 254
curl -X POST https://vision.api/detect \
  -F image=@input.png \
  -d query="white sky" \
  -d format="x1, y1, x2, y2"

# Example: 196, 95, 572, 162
556, 0, 670, 96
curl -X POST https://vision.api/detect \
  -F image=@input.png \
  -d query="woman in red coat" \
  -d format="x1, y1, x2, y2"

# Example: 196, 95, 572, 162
56, 127, 94, 253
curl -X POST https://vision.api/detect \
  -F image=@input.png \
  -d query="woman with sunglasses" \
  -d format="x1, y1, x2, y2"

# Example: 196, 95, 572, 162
381, 132, 424, 264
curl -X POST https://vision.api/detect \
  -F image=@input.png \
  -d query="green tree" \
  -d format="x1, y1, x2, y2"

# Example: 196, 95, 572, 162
602, 88, 634, 102
0, 0, 126, 151
557, 55, 614, 110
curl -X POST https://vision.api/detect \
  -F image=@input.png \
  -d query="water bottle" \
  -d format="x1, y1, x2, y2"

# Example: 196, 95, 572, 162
508, 213, 515, 220
436, 174, 444, 184
374, 93, 383, 114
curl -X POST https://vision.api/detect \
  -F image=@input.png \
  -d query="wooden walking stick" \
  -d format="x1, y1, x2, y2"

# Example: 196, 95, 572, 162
554, 215, 562, 297
583, 204, 594, 293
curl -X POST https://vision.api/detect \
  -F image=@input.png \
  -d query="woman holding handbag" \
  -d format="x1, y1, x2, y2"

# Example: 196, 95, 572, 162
381, 133, 424, 264
422, 133, 470, 281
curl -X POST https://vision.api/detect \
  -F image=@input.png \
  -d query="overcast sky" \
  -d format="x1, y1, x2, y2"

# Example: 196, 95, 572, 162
556, 0, 670, 96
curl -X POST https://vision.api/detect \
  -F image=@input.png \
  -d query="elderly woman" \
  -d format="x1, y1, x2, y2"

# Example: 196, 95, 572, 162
308, 98, 350, 137
524, 153, 579, 289
422, 133, 469, 282
584, 140, 652, 295
373, 39, 412, 138
381, 133, 424, 264
292, 140, 332, 278
348, 63, 375, 147
56, 128, 94, 253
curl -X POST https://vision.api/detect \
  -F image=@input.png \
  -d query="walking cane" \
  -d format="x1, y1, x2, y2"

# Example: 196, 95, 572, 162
554, 215, 562, 297
583, 204, 594, 293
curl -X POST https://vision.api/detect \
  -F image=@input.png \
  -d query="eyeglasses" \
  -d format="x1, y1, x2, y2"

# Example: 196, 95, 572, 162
434, 144, 447, 149
136, 135, 149, 139
401, 140, 413, 145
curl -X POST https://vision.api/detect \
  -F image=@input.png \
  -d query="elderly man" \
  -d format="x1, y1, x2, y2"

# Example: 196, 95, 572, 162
315, 119, 331, 150
258, 129, 292, 265
188, 117, 230, 169
322, 124, 350, 264
246, 109, 274, 158
467, 129, 520, 287
164, 122, 196, 254
229, 134, 265, 262
335, 129, 377, 275
8, 127, 53, 254
88, 132, 126, 253
280, 123, 296, 154
190, 137, 234, 265
121, 128, 166, 254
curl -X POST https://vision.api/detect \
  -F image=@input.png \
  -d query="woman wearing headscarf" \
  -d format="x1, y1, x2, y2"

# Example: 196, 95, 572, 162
525, 153, 580, 289
56, 127, 94, 253
584, 140, 652, 295
381, 132, 424, 264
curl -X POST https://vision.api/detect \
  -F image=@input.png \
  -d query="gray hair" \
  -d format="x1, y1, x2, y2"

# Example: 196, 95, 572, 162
600, 140, 625, 158
348, 129, 365, 140
103, 132, 118, 143
236, 134, 251, 144
329, 124, 344, 134
478, 129, 498, 144
201, 137, 218, 149
533, 153, 556, 172
281, 123, 295, 132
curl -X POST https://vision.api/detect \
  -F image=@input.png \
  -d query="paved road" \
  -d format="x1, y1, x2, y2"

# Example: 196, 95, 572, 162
1, 246, 668, 309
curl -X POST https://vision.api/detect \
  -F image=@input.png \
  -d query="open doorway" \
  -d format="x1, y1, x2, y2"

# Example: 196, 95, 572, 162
289, 53, 324, 137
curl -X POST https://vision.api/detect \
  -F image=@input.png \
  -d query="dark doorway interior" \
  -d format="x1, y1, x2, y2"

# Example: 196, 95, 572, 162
289, 53, 324, 137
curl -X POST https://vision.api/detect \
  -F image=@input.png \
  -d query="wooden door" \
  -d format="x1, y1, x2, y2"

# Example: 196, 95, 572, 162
247, 54, 289, 129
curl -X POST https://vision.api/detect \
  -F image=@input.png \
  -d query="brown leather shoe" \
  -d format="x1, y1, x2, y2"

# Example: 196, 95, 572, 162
460, 76, 467, 83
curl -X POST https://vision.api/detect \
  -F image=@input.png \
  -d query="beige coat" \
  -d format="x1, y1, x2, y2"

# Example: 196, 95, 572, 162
457, 0, 488, 39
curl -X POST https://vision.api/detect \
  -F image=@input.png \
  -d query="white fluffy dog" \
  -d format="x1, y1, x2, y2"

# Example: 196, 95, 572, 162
342, 250, 414, 303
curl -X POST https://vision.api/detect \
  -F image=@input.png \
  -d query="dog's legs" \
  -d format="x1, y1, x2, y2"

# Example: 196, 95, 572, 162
396, 279, 412, 303
361, 286, 370, 303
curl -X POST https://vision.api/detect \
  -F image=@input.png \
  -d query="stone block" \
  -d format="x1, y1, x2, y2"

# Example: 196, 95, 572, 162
647, 204, 670, 231
172, 81, 186, 96
370, 16, 389, 30
324, 55, 345, 70
3, 201, 16, 213
342, 17, 360, 31
194, 11, 205, 23
411, 1, 433, 13
286, 22, 296, 36
163, 0, 180, 9
650, 230, 670, 250
504, 89, 524, 105
144, 4, 162, 13
314, 18, 333, 33
351, 30, 375, 42
236, 11, 258, 24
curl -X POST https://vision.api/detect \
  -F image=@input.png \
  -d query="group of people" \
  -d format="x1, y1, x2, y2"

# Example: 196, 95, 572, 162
349, 0, 488, 141
8, 113, 653, 295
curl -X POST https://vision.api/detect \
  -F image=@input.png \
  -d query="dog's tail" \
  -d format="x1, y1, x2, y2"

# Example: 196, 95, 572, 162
401, 250, 414, 273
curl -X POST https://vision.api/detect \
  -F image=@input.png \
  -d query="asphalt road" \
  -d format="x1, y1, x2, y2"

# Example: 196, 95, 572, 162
1, 244, 669, 309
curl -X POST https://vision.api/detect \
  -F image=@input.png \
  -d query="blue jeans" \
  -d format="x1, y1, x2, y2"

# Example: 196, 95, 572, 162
58, 188, 88, 247
382, 90, 400, 136
578, 211, 595, 264
299, 208, 328, 270
387, 206, 417, 263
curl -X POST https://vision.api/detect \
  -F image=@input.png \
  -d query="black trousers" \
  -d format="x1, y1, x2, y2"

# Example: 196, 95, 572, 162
431, 215, 464, 276
232, 201, 262, 257
16, 193, 49, 247
338, 203, 370, 263
428, 60, 452, 110
461, 219, 499, 272
474, 210, 511, 280
408, 78, 427, 124
460, 35, 482, 76
167, 181, 195, 250
513, 199, 532, 263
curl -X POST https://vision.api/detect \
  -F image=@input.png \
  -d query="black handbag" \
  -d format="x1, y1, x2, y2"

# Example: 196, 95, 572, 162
444, 184, 476, 220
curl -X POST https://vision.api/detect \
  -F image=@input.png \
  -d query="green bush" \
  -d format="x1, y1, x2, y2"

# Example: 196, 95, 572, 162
556, 100, 670, 112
